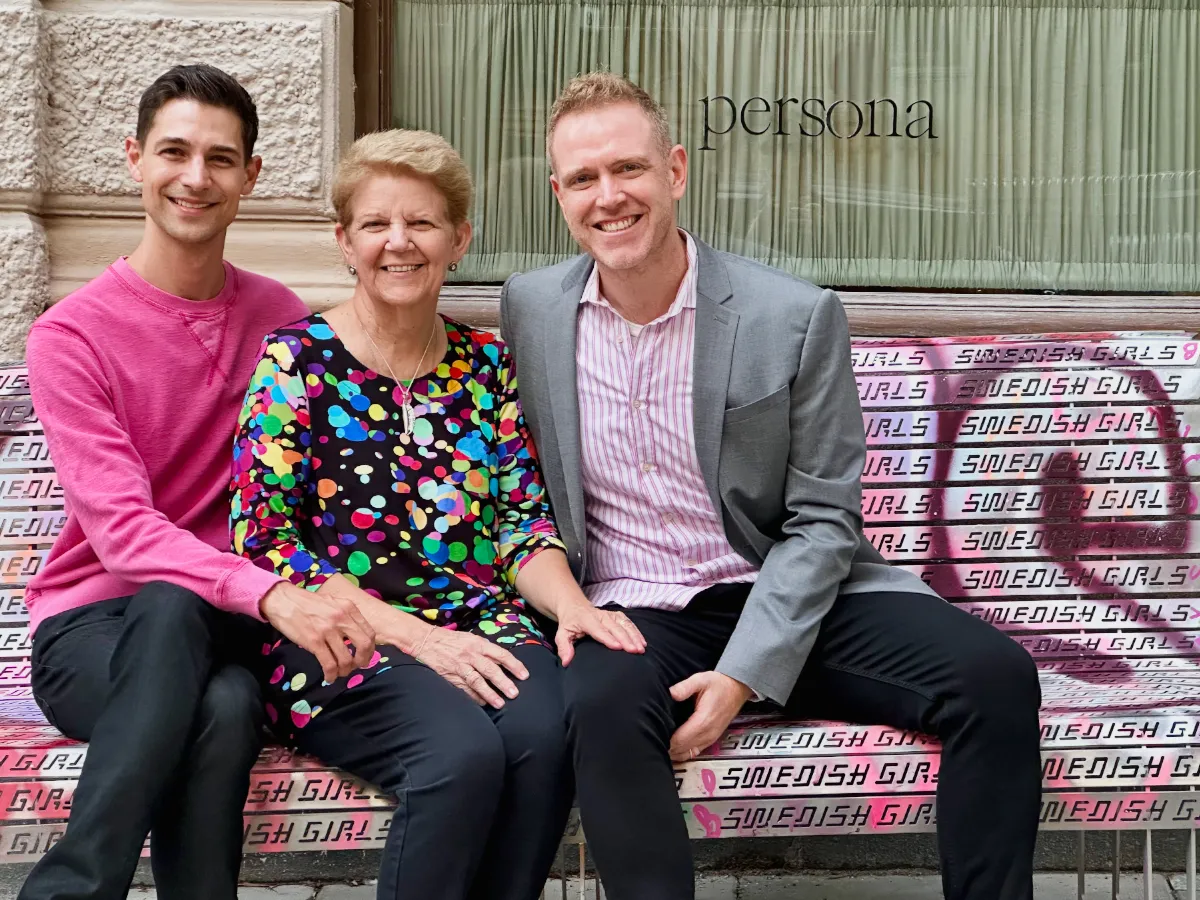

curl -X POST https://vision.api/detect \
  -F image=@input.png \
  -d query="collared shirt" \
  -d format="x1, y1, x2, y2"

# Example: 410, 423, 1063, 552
576, 232, 758, 610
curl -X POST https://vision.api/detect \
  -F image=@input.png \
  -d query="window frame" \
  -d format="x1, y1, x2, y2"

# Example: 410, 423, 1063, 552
353, 0, 394, 136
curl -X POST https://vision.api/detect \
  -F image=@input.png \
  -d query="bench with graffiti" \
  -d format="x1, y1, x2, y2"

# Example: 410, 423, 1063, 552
0, 330, 1196, 894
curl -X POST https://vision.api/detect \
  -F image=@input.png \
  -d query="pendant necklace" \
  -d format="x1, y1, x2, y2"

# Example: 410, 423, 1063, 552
356, 310, 439, 438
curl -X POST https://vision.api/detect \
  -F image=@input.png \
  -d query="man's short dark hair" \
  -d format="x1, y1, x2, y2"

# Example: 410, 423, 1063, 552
136, 64, 259, 161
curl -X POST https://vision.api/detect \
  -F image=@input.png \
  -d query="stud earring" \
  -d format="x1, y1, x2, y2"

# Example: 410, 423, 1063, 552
448, 262, 459, 272
348, 265, 357, 277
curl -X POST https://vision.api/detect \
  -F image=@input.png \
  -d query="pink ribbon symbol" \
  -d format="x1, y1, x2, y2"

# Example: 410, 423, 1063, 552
701, 768, 716, 797
692, 804, 722, 838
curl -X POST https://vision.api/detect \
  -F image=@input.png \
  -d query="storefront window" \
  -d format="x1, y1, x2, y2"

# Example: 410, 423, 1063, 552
392, 0, 1199, 291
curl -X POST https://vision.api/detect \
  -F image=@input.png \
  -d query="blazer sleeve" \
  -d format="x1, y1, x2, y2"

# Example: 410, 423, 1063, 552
714, 288, 865, 703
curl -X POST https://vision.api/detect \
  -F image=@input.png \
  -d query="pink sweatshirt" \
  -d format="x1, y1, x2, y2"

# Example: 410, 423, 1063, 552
24, 257, 309, 636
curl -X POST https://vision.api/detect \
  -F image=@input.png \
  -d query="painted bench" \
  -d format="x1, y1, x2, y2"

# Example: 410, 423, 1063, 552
0, 330, 1197, 898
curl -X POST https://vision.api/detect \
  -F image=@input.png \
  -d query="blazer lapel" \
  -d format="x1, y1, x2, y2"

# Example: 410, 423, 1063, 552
544, 257, 592, 553
691, 238, 737, 517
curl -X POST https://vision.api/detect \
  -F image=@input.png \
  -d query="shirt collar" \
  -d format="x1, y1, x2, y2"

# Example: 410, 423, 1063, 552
580, 230, 698, 324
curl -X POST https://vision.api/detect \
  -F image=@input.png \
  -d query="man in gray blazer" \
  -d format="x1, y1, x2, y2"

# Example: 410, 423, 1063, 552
500, 72, 1041, 900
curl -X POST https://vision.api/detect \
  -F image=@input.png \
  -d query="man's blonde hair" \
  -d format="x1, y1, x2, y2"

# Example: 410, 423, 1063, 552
546, 72, 672, 169
332, 129, 473, 227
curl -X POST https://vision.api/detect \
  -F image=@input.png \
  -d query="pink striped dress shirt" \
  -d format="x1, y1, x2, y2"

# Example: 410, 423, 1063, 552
577, 233, 758, 610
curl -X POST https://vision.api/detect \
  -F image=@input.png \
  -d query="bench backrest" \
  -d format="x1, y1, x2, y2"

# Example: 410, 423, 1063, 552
0, 333, 1197, 686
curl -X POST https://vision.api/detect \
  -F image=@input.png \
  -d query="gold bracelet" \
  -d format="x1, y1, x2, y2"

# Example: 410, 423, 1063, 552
412, 627, 435, 662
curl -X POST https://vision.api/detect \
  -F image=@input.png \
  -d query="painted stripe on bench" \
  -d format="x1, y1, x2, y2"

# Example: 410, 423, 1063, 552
905, 558, 1200, 597
863, 483, 1200, 521
682, 790, 1200, 838
857, 368, 1200, 409
850, 338, 1200, 373
864, 406, 1200, 447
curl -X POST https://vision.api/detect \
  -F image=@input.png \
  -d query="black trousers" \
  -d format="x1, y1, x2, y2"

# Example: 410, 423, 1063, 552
293, 642, 573, 900
19, 583, 268, 900
563, 585, 1042, 900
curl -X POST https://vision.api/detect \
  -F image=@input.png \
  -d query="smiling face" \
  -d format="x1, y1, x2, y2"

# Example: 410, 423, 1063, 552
336, 170, 471, 311
549, 101, 687, 274
126, 98, 261, 249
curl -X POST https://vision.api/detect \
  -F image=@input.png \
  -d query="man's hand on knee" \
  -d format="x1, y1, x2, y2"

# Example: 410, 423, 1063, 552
260, 581, 377, 683
668, 671, 753, 762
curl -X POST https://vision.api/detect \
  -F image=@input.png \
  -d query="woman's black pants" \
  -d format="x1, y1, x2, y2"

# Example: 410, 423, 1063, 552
563, 585, 1043, 900
19, 582, 268, 900
294, 642, 573, 900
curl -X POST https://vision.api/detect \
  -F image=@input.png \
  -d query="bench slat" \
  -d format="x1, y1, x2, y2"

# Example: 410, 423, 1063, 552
851, 337, 1200, 373
906, 558, 1200, 597
864, 444, 1200, 483
863, 483, 1200, 521
857, 369, 1200, 409
866, 521, 1200, 561
681, 790, 1200, 839
864, 407, 1199, 447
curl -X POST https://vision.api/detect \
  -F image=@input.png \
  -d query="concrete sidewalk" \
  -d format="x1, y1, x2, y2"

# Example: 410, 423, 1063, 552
106, 872, 1183, 899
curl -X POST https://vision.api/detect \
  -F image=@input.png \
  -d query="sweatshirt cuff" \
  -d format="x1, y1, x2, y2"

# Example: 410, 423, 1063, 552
218, 560, 285, 621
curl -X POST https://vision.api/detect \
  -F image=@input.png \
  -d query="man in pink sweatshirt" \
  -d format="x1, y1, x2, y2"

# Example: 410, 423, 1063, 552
19, 65, 376, 900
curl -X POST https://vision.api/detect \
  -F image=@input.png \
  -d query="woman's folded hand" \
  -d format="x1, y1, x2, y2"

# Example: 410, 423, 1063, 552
415, 628, 530, 708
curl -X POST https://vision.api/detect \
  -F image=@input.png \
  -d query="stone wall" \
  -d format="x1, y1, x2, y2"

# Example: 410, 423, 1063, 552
0, 0, 354, 361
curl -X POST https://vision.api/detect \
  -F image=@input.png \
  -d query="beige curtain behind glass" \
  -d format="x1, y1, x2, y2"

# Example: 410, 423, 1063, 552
392, 0, 1199, 291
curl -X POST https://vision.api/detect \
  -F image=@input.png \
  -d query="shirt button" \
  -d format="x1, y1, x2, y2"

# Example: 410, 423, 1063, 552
632, 400, 644, 410
684, 558, 699, 568
662, 512, 677, 525
640, 462, 655, 473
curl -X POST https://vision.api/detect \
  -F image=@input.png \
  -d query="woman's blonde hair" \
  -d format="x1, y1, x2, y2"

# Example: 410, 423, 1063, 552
332, 129, 473, 227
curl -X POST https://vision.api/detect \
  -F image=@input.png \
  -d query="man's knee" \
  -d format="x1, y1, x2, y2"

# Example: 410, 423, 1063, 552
192, 665, 265, 766
126, 582, 214, 641
952, 625, 1041, 730
563, 643, 667, 742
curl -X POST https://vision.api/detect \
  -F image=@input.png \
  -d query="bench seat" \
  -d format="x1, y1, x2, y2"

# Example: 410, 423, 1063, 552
0, 330, 1195, 861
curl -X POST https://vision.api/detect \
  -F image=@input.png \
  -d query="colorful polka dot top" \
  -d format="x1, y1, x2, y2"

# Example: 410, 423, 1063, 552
230, 313, 565, 643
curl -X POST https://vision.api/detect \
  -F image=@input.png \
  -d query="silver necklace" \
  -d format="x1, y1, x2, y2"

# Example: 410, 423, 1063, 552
356, 309, 439, 437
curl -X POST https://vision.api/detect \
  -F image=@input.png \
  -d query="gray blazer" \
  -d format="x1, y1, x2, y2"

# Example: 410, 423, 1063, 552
500, 235, 938, 703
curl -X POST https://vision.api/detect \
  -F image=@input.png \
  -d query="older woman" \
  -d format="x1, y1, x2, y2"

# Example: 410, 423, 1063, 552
231, 130, 644, 900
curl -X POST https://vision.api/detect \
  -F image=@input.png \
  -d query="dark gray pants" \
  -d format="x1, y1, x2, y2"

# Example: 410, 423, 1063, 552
293, 642, 573, 900
563, 585, 1043, 900
19, 582, 267, 900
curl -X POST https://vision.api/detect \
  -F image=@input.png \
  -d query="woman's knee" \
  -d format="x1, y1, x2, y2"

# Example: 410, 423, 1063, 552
496, 695, 569, 773
386, 706, 507, 808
